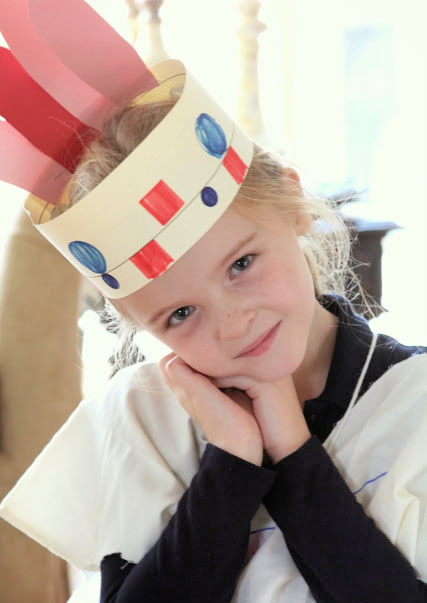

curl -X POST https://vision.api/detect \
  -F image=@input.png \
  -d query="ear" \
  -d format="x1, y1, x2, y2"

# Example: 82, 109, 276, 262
282, 167, 311, 236
282, 167, 302, 190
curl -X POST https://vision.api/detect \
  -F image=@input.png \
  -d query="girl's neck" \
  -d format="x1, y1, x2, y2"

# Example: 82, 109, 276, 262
293, 301, 338, 407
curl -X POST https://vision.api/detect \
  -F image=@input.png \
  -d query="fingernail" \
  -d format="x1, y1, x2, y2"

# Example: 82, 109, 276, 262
165, 355, 177, 371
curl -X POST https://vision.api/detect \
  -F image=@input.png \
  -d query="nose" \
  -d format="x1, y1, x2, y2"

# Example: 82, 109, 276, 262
217, 306, 257, 341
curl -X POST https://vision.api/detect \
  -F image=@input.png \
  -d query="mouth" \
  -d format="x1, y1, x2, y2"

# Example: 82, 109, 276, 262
236, 322, 281, 358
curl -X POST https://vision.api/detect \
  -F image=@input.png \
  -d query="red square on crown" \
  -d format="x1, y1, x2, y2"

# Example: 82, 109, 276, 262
140, 180, 184, 225
130, 240, 173, 279
223, 146, 248, 184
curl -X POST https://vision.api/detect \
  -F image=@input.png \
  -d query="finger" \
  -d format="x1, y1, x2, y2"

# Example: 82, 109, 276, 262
224, 388, 254, 413
158, 353, 195, 393
164, 355, 201, 390
212, 374, 257, 392
158, 352, 178, 387
158, 351, 176, 371
160, 355, 208, 411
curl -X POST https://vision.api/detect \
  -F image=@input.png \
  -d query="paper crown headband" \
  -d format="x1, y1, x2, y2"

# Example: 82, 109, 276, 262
0, 0, 254, 298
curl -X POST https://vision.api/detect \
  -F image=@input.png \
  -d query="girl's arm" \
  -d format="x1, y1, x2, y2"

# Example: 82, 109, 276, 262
213, 372, 426, 601
264, 436, 427, 602
242, 375, 426, 602
100, 444, 275, 603
100, 355, 274, 603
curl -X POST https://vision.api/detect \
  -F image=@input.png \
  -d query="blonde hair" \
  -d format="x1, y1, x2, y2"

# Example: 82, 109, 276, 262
69, 100, 361, 371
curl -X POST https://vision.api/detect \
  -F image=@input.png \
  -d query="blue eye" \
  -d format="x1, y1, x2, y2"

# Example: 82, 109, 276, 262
230, 254, 255, 276
167, 305, 195, 327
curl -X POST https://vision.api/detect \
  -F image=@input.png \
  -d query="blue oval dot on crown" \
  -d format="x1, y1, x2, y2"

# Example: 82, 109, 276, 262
102, 274, 120, 290
195, 113, 227, 158
68, 241, 107, 274
201, 186, 218, 207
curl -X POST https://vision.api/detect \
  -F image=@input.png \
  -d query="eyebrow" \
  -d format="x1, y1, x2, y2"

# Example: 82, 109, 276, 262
146, 230, 258, 326
212, 230, 257, 275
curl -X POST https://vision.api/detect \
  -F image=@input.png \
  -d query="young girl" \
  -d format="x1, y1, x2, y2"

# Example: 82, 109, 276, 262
66, 95, 427, 603
0, 4, 426, 602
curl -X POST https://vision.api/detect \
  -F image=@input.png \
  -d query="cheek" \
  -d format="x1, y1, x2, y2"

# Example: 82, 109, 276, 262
264, 255, 314, 312
162, 331, 221, 374
178, 349, 225, 378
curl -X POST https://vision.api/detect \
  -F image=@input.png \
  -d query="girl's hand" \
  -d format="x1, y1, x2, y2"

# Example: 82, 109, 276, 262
213, 374, 311, 464
158, 353, 264, 466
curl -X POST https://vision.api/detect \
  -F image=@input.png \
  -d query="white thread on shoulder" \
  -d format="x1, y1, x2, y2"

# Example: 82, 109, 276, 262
325, 331, 379, 454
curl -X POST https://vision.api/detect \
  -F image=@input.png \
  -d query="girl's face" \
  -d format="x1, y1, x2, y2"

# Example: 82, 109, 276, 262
120, 208, 316, 382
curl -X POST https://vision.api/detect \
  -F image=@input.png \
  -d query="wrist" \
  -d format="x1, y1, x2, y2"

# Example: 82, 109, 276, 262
212, 432, 263, 467
267, 427, 311, 464
218, 444, 263, 466
251, 378, 311, 464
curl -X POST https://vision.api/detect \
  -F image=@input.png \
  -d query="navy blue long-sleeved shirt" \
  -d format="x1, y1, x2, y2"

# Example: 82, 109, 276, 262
100, 296, 427, 602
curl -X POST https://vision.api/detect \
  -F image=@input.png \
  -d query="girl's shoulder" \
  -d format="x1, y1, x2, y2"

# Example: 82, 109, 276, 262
97, 359, 169, 403
0, 361, 204, 571
324, 293, 427, 393
326, 352, 427, 583
71, 360, 194, 440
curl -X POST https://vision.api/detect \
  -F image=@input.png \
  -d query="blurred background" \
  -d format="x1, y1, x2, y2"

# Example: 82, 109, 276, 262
2, 0, 427, 395
1, 0, 426, 601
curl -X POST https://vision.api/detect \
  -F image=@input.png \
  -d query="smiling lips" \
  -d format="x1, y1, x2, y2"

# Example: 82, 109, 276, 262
237, 322, 281, 358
